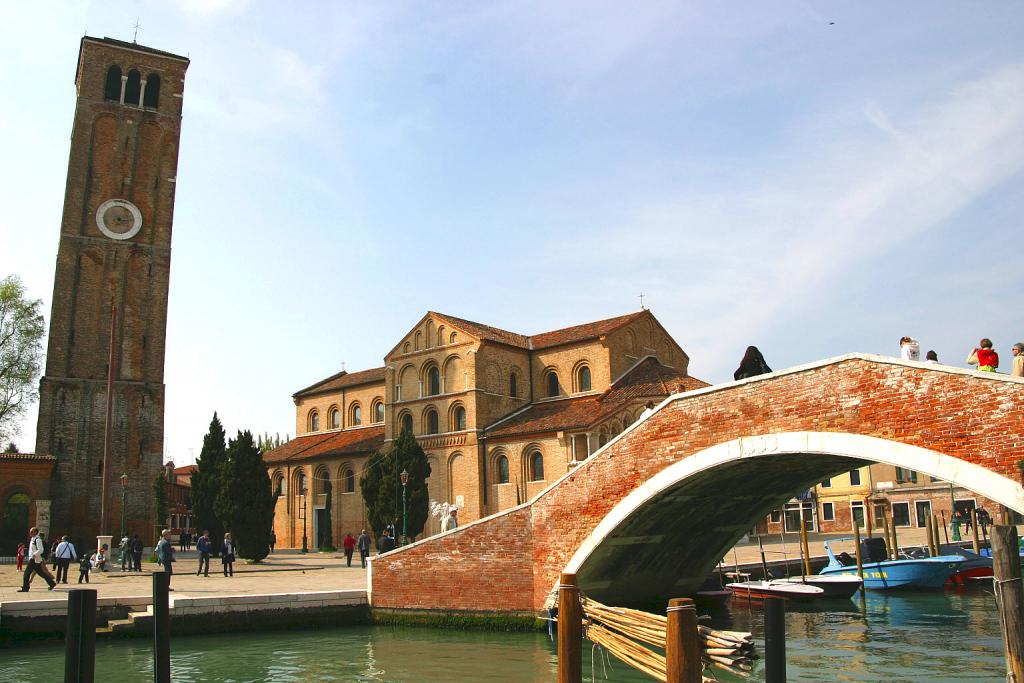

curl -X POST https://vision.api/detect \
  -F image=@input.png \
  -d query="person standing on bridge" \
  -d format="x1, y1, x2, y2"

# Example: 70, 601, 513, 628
734, 346, 772, 380
1012, 342, 1023, 377
967, 338, 999, 372
925, 350, 940, 364
899, 336, 921, 361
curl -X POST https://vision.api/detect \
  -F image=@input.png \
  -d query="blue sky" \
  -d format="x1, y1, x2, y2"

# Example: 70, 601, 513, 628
2, 2, 1023, 464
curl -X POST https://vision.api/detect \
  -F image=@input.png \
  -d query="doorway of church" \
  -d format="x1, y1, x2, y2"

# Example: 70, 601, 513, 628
1, 493, 31, 555
314, 507, 329, 550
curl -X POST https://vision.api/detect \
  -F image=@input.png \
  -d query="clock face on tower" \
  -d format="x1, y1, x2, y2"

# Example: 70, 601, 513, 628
95, 199, 143, 240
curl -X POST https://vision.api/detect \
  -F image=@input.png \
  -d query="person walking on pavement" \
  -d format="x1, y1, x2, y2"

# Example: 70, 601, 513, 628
119, 534, 130, 571
269, 530, 276, 554
53, 535, 76, 584
155, 529, 176, 590
222, 533, 236, 577
78, 550, 93, 584
15, 542, 26, 572
130, 534, 143, 571
196, 530, 211, 576
343, 532, 356, 567
357, 529, 371, 568
19, 527, 56, 592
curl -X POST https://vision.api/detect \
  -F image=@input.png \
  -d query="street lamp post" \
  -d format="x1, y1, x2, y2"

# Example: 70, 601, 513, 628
300, 485, 308, 554
120, 473, 128, 541
401, 469, 409, 546
950, 483, 962, 542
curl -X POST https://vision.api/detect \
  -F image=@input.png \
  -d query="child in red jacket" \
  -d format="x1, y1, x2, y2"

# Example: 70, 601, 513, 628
968, 338, 999, 372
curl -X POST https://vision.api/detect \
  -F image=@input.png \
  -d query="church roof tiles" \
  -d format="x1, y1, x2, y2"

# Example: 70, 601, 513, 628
293, 366, 386, 399
263, 426, 385, 464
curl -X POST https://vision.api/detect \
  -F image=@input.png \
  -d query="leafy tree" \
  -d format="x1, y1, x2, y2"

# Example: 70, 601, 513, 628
257, 432, 289, 452
0, 275, 45, 442
153, 469, 169, 540
360, 429, 431, 544
215, 430, 275, 562
191, 413, 227, 554
4, 442, 18, 453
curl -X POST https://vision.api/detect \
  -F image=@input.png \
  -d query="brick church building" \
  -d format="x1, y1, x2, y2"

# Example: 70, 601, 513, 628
265, 309, 708, 549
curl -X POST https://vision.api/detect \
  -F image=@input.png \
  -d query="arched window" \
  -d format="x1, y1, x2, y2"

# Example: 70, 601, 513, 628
497, 455, 510, 484
104, 65, 122, 101
428, 366, 441, 395
401, 413, 413, 435
426, 409, 439, 435
403, 342, 411, 354
546, 371, 560, 398
143, 73, 160, 108
351, 404, 362, 426
599, 431, 608, 447
297, 471, 307, 495
529, 452, 545, 481
437, 326, 446, 346
577, 366, 592, 392
125, 69, 142, 106
309, 410, 319, 432
415, 331, 422, 350
509, 372, 518, 398
343, 468, 355, 493
373, 400, 385, 423
329, 408, 340, 430
450, 332, 457, 344
272, 472, 284, 496
453, 405, 466, 431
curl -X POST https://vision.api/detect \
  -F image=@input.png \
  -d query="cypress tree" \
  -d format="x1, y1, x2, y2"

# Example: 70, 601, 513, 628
360, 430, 431, 544
191, 413, 227, 555
215, 430, 275, 561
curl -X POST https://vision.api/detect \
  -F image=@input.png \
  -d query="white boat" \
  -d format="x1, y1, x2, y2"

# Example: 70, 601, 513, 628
774, 575, 863, 598
726, 580, 825, 602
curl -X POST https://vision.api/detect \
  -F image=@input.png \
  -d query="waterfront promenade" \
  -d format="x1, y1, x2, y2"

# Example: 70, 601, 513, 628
1, 524, 986, 605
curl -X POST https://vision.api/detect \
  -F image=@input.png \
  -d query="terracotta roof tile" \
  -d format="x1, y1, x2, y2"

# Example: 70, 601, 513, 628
264, 426, 385, 464
432, 312, 531, 349
529, 311, 648, 350
485, 357, 709, 438
294, 366, 386, 398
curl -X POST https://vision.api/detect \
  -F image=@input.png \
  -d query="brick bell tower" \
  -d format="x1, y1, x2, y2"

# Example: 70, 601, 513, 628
34, 37, 189, 543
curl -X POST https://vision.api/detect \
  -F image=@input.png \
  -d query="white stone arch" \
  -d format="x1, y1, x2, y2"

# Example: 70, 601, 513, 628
563, 431, 1024, 576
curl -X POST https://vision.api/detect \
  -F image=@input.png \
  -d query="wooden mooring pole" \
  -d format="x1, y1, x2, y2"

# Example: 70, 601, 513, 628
64, 589, 97, 683
992, 525, 1024, 682
557, 572, 582, 683
889, 514, 900, 560
926, 514, 937, 556
153, 571, 171, 683
764, 597, 787, 683
800, 513, 811, 576
852, 517, 864, 582
666, 597, 701, 683
971, 508, 981, 555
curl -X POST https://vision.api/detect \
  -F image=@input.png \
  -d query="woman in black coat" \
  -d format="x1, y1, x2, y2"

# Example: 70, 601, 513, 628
734, 346, 772, 380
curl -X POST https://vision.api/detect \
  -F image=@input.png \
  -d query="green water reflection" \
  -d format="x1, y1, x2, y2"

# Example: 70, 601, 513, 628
0, 588, 1006, 682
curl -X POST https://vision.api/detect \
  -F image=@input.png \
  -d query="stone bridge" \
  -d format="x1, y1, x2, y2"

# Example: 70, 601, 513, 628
369, 354, 1024, 613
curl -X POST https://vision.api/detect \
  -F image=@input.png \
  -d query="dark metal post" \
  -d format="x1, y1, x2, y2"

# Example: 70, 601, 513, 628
64, 589, 97, 683
153, 571, 170, 683
764, 597, 787, 683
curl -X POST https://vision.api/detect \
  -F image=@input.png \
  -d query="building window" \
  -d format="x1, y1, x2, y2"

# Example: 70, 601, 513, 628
401, 413, 413, 435
820, 478, 831, 488
577, 366, 592, 392
373, 400, 385, 423
351, 404, 362, 426
891, 502, 911, 527
343, 468, 355, 493
297, 471, 307, 495
104, 65, 122, 101
428, 366, 441, 395
851, 501, 865, 528
769, 509, 781, 523
497, 455, 510, 484
895, 467, 918, 484
329, 408, 340, 430
309, 411, 319, 432
849, 469, 861, 486
272, 474, 283, 496
822, 502, 835, 521
454, 405, 466, 431
125, 69, 142, 105
509, 372, 518, 398
426, 409, 439, 434
450, 332, 457, 344
143, 73, 160, 108
529, 452, 544, 481
546, 371, 559, 397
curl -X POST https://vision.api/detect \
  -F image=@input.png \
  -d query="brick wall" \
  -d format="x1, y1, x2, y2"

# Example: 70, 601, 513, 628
370, 357, 1024, 612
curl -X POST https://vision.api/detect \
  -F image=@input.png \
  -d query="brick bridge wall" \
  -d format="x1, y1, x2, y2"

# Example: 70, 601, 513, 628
369, 355, 1024, 613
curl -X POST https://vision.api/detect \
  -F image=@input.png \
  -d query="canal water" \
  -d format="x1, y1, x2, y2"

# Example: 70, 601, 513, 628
0, 587, 1006, 682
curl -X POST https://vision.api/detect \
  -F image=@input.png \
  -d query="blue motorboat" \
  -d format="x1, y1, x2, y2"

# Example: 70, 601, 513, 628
820, 538, 964, 590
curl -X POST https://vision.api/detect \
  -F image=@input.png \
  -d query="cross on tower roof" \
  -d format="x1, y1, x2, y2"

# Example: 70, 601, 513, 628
132, 18, 142, 43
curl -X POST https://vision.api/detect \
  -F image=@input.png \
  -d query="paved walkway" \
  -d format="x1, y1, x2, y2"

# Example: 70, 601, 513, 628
1, 550, 368, 603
